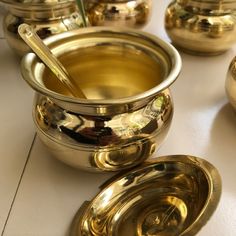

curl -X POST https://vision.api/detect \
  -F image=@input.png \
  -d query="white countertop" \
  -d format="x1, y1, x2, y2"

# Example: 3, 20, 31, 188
0, 1, 236, 236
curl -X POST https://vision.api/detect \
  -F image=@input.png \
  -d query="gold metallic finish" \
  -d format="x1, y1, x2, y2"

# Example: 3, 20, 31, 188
21, 27, 181, 172
18, 23, 86, 98
84, 0, 152, 28
2, 0, 84, 56
165, 0, 236, 55
70, 155, 222, 236
226, 56, 236, 110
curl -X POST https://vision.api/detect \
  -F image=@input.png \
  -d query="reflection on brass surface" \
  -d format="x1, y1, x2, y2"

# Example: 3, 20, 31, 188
70, 155, 222, 236
34, 91, 172, 171
165, 0, 236, 55
84, 0, 152, 28
18, 23, 86, 98
2, 0, 83, 56
226, 56, 236, 110
21, 27, 181, 172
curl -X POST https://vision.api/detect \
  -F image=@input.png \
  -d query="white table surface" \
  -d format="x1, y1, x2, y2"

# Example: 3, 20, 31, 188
0, 1, 236, 236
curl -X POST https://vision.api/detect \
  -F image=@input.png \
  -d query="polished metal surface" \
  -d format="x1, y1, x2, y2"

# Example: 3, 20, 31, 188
226, 56, 236, 110
84, 0, 152, 28
2, 0, 83, 56
165, 0, 236, 55
21, 27, 181, 172
18, 23, 86, 98
70, 155, 222, 236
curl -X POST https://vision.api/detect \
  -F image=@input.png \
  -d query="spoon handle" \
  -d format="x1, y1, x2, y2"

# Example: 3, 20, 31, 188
18, 23, 86, 99
76, 0, 88, 27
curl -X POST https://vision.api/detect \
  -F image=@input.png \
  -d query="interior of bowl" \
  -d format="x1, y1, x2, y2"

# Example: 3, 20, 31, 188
32, 29, 174, 100
42, 44, 167, 99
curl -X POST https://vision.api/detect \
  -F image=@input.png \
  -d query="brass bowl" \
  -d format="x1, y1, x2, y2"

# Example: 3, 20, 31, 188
2, 0, 83, 57
165, 0, 236, 55
84, 0, 152, 28
226, 56, 236, 110
21, 27, 181, 172
70, 155, 222, 235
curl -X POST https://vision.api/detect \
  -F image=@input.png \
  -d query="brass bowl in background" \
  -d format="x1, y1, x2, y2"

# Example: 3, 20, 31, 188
70, 155, 222, 235
226, 56, 236, 110
84, 0, 152, 28
21, 27, 181, 172
2, 0, 83, 57
165, 0, 236, 55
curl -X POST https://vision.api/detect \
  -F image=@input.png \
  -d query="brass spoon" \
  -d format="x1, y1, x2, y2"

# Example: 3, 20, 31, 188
18, 23, 86, 99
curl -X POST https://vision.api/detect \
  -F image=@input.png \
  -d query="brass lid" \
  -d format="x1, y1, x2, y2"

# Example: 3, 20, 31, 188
2, 0, 77, 19
70, 155, 221, 236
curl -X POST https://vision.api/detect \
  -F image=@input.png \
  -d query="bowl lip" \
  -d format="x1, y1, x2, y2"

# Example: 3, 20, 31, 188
21, 26, 182, 107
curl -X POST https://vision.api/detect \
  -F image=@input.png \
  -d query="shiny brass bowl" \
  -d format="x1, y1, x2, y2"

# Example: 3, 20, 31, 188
21, 27, 181, 172
84, 0, 152, 28
226, 56, 236, 110
165, 0, 236, 55
2, 0, 83, 56
70, 155, 222, 236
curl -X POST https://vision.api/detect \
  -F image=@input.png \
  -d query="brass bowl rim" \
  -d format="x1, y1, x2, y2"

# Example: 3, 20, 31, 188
21, 27, 182, 106
70, 155, 222, 236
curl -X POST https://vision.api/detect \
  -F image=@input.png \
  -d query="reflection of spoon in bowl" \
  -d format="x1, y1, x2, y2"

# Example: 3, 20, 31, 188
18, 23, 86, 99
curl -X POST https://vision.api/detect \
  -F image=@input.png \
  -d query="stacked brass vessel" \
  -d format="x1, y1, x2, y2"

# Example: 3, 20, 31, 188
1, 0, 153, 56
165, 0, 236, 55
84, 0, 152, 28
2, 0, 83, 56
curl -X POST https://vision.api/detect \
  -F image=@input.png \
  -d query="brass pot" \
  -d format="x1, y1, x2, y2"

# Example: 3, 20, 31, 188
84, 0, 152, 28
165, 0, 236, 55
226, 56, 236, 110
2, 0, 83, 57
21, 27, 181, 172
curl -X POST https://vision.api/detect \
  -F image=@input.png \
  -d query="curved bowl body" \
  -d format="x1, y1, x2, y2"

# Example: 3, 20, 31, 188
2, 0, 83, 56
70, 155, 222, 235
226, 56, 236, 110
84, 0, 152, 28
165, 0, 236, 55
21, 27, 181, 172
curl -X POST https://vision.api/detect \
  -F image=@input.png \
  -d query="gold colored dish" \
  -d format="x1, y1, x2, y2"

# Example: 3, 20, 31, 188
84, 0, 152, 28
21, 27, 181, 172
165, 0, 236, 55
226, 56, 236, 110
70, 155, 221, 236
